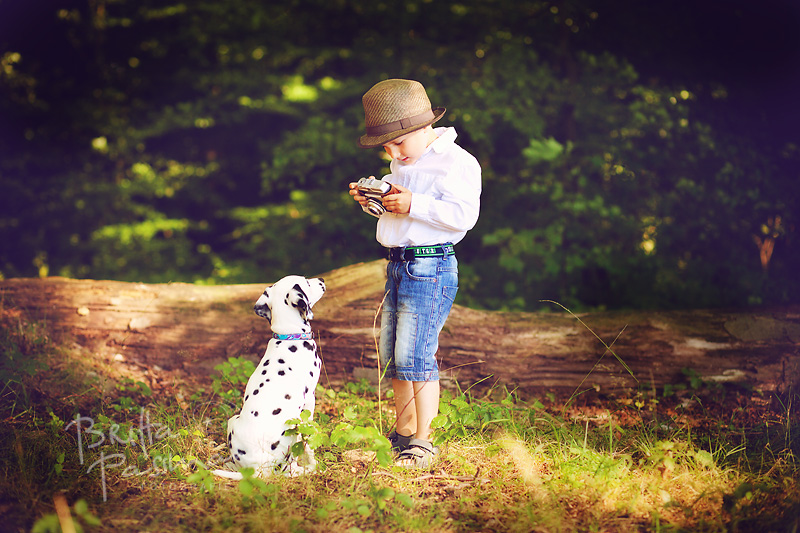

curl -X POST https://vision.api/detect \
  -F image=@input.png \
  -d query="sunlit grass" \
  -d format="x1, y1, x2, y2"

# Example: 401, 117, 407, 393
1, 315, 798, 532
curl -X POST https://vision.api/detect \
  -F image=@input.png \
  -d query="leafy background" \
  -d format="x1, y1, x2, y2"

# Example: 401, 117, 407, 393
1, 0, 798, 311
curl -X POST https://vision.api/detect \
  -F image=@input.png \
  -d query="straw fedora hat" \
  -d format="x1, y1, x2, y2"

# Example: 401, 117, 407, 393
357, 79, 446, 148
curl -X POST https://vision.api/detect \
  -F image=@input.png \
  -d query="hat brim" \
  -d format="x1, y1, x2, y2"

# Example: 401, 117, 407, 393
357, 107, 446, 149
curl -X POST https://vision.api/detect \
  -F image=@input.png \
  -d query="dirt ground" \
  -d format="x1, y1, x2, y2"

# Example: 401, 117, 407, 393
1, 261, 798, 532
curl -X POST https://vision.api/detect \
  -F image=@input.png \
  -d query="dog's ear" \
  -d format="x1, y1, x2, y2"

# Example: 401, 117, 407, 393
290, 283, 313, 322
254, 286, 272, 323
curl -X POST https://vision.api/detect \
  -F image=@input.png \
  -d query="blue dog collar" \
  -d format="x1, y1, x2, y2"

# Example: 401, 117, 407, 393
273, 332, 314, 341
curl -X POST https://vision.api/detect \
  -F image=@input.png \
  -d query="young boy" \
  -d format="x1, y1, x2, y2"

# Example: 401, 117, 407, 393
348, 79, 481, 468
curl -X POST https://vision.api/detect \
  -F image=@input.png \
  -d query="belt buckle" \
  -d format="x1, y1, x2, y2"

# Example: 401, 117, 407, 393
387, 247, 405, 262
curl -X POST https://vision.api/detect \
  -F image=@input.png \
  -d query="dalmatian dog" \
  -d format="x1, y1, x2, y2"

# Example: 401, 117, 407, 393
213, 275, 326, 479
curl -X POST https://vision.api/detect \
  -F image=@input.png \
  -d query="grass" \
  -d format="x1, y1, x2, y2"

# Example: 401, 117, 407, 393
1, 311, 798, 533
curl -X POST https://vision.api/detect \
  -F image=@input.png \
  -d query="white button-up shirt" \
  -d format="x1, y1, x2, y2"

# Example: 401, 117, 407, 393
375, 127, 481, 248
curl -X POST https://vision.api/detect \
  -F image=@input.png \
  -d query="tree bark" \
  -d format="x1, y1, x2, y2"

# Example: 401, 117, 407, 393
1, 260, 798, 401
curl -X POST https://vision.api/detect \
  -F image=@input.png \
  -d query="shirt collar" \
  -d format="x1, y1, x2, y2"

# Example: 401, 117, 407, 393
393, 127, 458, 172
430, 127, 457, 154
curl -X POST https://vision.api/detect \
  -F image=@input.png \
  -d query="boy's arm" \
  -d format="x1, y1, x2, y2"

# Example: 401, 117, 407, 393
380, 183, 412, 214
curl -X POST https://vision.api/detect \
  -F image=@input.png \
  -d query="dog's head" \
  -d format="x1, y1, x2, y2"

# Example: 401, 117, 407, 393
253, 275, 326, 333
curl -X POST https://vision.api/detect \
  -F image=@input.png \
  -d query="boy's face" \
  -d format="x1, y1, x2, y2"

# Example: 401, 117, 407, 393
382, 126, 434, 166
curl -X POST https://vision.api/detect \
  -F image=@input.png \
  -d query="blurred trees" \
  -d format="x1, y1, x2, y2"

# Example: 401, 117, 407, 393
1, 0, 797, 310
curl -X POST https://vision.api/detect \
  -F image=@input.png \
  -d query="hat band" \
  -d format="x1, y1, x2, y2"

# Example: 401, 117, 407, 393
365, 109, 435, 137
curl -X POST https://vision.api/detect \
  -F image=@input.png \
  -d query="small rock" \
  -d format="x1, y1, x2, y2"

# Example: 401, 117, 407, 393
343, 449, 377, 464
76, 306, 90, 316
128, 316, 152, 331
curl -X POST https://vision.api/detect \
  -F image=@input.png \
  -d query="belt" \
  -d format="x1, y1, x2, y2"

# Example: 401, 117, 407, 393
387, 244, 455, 262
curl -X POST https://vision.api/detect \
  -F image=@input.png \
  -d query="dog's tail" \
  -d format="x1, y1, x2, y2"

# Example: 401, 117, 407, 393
211, 469, 244, 480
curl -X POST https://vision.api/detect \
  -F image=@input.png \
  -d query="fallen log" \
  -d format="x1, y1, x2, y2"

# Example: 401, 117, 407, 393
1, 260, 798, 401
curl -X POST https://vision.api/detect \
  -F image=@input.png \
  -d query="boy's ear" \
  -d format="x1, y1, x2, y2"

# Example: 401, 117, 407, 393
254, 286, 272, 323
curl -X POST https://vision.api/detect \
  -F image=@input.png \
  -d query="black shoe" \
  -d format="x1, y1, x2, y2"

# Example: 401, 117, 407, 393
388, 430, 414, 453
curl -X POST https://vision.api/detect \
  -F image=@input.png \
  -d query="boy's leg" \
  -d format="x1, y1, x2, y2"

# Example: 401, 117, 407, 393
411, 380, 439, 442
392, 379, 416, 437
395, 379, 440, 468
388, 252, 457, 465
391, 378, 440, 440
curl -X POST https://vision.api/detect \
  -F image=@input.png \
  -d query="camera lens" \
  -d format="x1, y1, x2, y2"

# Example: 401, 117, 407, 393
366, 198, 386, 216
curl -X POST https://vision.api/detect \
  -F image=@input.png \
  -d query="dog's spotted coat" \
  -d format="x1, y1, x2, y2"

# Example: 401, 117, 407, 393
215, 275, 325, 479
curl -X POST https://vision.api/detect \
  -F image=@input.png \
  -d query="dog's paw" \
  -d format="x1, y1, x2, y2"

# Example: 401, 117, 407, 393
284, 462, 317, 477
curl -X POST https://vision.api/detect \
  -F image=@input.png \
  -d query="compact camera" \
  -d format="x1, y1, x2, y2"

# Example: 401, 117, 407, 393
356, 177, 395, 217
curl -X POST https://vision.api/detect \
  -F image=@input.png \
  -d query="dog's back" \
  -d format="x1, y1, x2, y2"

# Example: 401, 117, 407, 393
214, 276, 325, 479
225, 337, 321, 476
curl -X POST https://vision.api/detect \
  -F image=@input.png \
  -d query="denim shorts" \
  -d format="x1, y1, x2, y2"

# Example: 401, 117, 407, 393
379, 253, 459, 382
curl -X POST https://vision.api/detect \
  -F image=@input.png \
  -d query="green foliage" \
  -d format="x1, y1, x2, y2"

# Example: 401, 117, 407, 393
186, 465, 216, 494
431, 390, 515, 446
285, 409, 329, 458
111, 378, 154, 414
0, 319, 50, 411
330, 422, 394, 467
235, 467, 278, 507
336, 484, 415, 522
1, 0, 797, 310
212, 356, 256, 416
5, 341, 800, 532
31, 499, 101, 533
210, 360, 395, 473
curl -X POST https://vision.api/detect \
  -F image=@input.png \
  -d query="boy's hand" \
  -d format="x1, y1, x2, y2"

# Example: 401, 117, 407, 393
348, 180, 369, 207
381, 183, 412, 214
